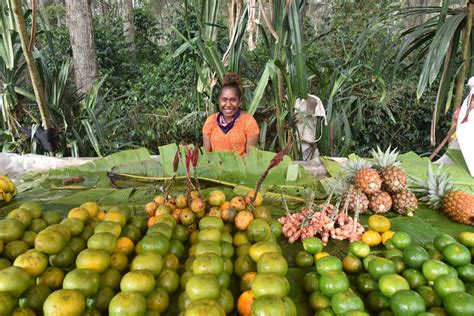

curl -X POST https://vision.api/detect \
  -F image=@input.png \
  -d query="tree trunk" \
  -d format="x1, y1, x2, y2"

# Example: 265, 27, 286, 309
38, 0, 50, 28
120, 0, 136, 55
10, 0, 53, 130
65, 0, 99, 95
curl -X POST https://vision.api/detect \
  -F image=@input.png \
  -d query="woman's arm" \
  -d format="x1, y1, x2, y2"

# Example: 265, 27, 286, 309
245, 135, 259, 155
203, 135, 212, 152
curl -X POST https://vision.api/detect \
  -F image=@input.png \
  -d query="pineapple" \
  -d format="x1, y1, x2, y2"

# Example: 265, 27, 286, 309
346, 158, 382, 195
371, 146, 407, 193
343, 188, 369, 213
368, 191, 392, 213
391, 189, 417, 216
414, 164, 474, 225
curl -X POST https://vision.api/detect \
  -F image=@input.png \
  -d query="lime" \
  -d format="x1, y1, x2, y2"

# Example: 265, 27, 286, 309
378, 274, 410, 297
458, 232, 474, 248
349, 241, 371, 258
403, 245, 429, 269
390, 232, 412, 250
343, 255, 363, 274
443, 292, 474, 316
295, 251, 314, 268
318, 271, 349, 297
422, 259, 450, 282
366, 291, 390, 313
303, 237, 324, 255
390, 290, 426, 316
391, 256, 406, 274
458, 263, 474, 282
303, 272, 319, 293
433, 275, 465, 298
442, 243, 471, 267
316, 256, 343, 274
416, 285, 442, 308
402, 269, 427, 289
433, 233, 456, 252
355, 273, 379, 294
330, 291, 364, 315
309, 291, 330, 310
368, 257, 396, 280
384, 248, 403, 259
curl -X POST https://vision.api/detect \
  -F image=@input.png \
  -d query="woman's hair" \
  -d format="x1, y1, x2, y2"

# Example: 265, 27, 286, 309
221, 72, 243, 99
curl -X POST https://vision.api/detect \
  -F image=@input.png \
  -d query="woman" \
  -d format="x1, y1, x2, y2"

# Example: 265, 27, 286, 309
202, 73, 260, 156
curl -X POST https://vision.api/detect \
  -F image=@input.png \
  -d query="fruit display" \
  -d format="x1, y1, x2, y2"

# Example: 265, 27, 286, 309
0, 175, 17, 203
1, 144, 474, 315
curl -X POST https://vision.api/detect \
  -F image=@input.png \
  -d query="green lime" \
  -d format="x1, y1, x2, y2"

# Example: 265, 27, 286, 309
366, 291, 390, 313
416, 285, 442, 309
458, 263, 474, 282
303, 237, 324, 255
422, 259, 450, 282
378, 274, 410, 297
355, 273, 379, 294
433, 275, 465, 298
390, 232, 412, 249
443, 292, 474, 315
349, 241, 371, 258
303, 272, 319, 293
402, 269, 427, 289
368, 257, 396, 280
295, 251, 314, 268
316, 256, 343, 274
390, 290, 426, 315
433, 233, 456, 252
403, 245, 429, 269
442, 243, 471, 267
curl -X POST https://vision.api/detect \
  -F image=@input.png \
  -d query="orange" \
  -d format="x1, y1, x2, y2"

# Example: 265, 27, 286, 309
34, 228, 66, 255
37, 267, 64, 290
96, 211, 106, 220
367, 215, 391, 233
130, 252, 164, 276
207, 190, 226, 207
80, 202, 100, 218
103, 211, 127, 228
220, 201, 231, 211
94, 221, 122, 238
120, 270, 155, 296
147, 287, 169, 312
109, 291, 146, 316
43, 289, 85, 316
315, 251, 330, 261
0, 218, 25, 243
230, 196, 246, 210
144, 202, 158, 218
147, 216, 157, 228
7, 208, 33, 227
235, 211, 254, 230
76, 249, 110, 273
13, 249, 48, 277
245, 190, 263, 207
362, 231, 382, 247
87, 232, 117, 254
67, 207, 90, 223
381, 230, 395, 245
237, 290, 255, 316
240, 271, 257, 291
0, 266, 34, 297
114, 237, 134, 255
63, 269, 100, 297
110, 252, 128, 272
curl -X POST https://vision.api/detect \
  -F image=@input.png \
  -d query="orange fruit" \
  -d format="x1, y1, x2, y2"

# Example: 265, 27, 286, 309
34, 228, 66, 255
382, 230, 395, 245
0, 266, 34, 297
362, 231, 382, 247
245, 190, 263, 207
237, 290, 255, 316
37, 267, 64, 290
75, 249, 110, 273
230, 196, 246, 210
80, 202, 100, 218
43, 289, 85, 316
120, 270, 155, 296
96, 212, 106, 220
13, 249, 48, 277
144, 202, 158, 218
94, 221, 122, 238
207, 191, 226, 207
114, 237, 134, 255
109, 252, 128, 272
7, 208, 33, 227
109, 291, 146, 316
87, 232, 117, 254
240, 271, 257, 291
235, 211, 254, 230
103, 212, 127, 228
67, 207, 90, 223
367, 215, 391, 233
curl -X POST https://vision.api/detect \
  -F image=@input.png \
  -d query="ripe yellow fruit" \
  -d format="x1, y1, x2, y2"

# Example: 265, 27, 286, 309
367, 214, 391, 233
362, 231, 382, 247
381, 230, 395, 245
314, 252, 330, 261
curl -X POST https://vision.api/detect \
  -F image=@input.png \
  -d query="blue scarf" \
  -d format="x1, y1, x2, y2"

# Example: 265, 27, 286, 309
217, 110, 241, 134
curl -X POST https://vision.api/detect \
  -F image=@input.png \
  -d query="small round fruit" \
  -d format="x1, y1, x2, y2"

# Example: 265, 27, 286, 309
368, 215, 391, 233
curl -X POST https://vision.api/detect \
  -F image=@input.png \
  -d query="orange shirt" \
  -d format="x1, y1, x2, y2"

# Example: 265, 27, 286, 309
202, 111, 260, 156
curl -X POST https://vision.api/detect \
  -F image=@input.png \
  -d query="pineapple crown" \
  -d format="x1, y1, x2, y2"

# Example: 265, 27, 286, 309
371, 146, 401, 169
412, 163, 453, 209
344, 157, 373, 179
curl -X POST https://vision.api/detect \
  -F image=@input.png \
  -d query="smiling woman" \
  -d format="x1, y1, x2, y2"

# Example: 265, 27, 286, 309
202, 73, 260, 156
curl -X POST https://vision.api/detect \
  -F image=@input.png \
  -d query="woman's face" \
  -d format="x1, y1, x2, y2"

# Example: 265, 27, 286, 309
219, 87, 240, 119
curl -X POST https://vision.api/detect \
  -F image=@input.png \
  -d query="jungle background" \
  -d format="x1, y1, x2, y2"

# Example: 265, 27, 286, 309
0, 0, 472, 160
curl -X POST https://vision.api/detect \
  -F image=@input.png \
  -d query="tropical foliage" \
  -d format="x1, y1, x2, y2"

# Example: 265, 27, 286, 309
0, 0, 462, 159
